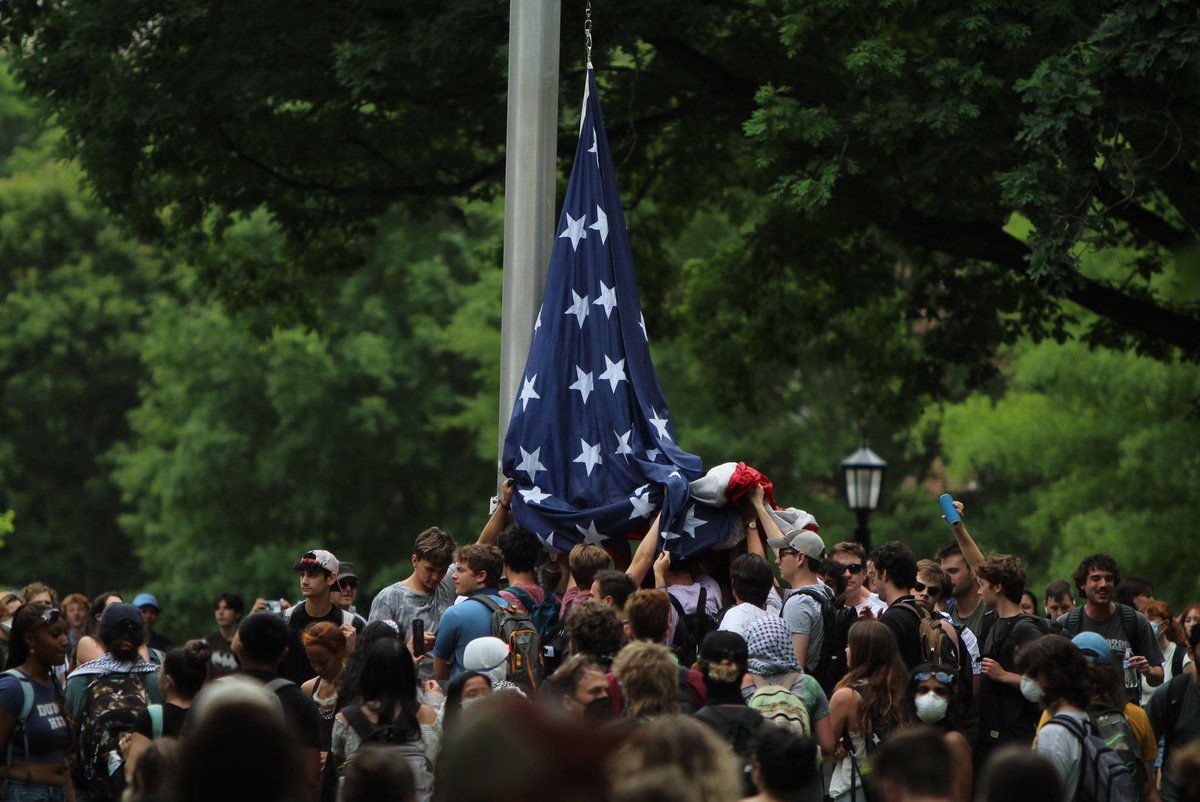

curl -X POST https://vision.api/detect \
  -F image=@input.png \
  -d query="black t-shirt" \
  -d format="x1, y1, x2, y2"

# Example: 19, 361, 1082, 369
278, 602, 363, 685
978, 614, 1047, 745
242, 669, 322, 750
880, 596, 925, 670
132, 702, 189, 739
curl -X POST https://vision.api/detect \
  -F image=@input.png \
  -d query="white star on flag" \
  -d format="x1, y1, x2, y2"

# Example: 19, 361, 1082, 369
646, 448, 661, 462
681, 505, 705, 538
569, 366, 594, 404
534, 306, 543, 334
628, 491, 655, 519
599, 355, 627, 393
593, 279, 617, 318
649, 408, 673, 441
589, 205, 609, 245
573, 437, 603, 476
576, 519, 607, 546
564, 290, 590, 329
516, 446, 546, 483
518, 375, 540, 411
558, 211, 588, 251
588, 128, 599, 167
614, 428, 634, 459
535, 531, 561, 554
520, 486, 551, 505
661, 528, 682, 541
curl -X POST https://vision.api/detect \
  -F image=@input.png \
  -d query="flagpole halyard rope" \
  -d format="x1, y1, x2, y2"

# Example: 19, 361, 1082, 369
584, 0, 593, 68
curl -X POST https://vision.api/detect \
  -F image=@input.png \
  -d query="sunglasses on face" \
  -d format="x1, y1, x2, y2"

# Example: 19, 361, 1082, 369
913, 580, 942, 598
779, 549, 799, 558
913, 670, 955, 685
841, 563, 865, 575
337, 580, 358, 591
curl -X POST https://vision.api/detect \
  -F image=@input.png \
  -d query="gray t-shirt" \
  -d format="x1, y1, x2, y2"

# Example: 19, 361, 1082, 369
368, 565, 457, 681
1038, 711, 1087, 802
781, 583, 832, 670
1058, 605, 1164, 701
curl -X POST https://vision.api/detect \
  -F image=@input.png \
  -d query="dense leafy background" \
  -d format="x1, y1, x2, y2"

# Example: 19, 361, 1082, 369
1, 0, 1199, 635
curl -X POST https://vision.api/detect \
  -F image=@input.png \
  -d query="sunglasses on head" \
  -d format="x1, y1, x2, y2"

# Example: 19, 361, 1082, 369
39, 608, 62, 626
841, 563, 865, 575
913, 669, 955, 685
913, 580, 941, 597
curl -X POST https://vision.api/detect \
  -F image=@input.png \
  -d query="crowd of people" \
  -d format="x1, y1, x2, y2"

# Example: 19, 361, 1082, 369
2, 482, 1200, 802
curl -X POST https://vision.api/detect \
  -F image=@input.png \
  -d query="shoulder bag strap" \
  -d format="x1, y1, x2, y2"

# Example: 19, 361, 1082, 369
147, 704, 164, 741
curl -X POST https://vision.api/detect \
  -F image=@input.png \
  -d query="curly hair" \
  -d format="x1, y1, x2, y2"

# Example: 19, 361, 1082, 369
868, 541, 918, 589
834, 620, 908, 738
19, 582, 57, 607
612, 641, 679, 719
565, 601, 624, 665
1015, 633, 1090, 710
976, 554, 1027, 603
497, 523, 541, 574
1071, 553, 1121, 595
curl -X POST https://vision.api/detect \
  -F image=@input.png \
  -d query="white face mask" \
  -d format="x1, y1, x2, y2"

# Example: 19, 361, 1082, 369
0, 619, 10, 635
1019, 675, 1044, 704
914, 692, 950, 723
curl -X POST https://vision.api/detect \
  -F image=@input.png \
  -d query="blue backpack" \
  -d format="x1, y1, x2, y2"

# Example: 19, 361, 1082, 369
506, 586, 559, 641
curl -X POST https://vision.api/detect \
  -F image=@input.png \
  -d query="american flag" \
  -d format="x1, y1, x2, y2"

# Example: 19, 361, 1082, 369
501, 67, 738, 557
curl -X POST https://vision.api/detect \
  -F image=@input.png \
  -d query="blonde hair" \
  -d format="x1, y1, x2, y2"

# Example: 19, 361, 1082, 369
610, 715, 741, 802
611, 641, 679, 719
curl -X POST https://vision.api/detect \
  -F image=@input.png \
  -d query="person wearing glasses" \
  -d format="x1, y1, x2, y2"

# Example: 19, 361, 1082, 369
904, 663, 973, 802
0, 603, 72, 801
828, 542, 887, 620
335, 563, 368, 629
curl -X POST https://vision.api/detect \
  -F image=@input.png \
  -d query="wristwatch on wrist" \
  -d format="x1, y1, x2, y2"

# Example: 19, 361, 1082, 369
746, 520, 758, 530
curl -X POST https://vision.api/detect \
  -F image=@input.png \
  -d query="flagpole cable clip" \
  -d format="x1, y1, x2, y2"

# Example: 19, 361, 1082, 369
584, 0, 593, 67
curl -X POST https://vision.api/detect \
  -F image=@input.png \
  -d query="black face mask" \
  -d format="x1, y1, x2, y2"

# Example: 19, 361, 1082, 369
583, 696, 614, 722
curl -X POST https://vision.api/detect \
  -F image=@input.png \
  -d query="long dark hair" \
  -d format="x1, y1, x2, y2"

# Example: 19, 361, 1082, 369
358, 638, 420, 740
339, 620, 403, 706
6, 602, 54, 670
834, 620, 908, 738
84, 591, 121, 639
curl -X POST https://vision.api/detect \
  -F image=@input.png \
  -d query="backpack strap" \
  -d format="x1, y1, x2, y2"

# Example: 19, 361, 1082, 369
1171, 642, 1187, 678
1116, 603, 1139, 651
696, 587, 708, 616
750, 671, 800, 691
265, 677, 294, 694
147, 704, 164, 741
2, 669, 34, 775
340, 704, 375, 741
1064, 608, 1083, 636
507, 585, 533, 613
1047, 713, 1089, 741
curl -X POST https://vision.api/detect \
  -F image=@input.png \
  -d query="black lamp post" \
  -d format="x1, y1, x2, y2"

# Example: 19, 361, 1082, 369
841, 442, 887, 551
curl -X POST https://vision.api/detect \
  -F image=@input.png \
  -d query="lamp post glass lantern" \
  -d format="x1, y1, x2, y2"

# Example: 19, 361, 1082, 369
842, 443, 886, 549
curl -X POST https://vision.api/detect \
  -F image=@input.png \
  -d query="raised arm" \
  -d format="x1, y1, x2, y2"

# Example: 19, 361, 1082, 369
477, 478, 516, 544
626, 510, 663, 586
746, 485, 783, 588
945, 501, 985, 572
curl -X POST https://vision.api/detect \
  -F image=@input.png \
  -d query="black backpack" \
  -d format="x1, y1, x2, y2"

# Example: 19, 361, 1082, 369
787, 587, 856, 696
668, 587, 716, 666
1046, 714, 1137, 802
70, 671, 151, 801
341, 706, 434, 802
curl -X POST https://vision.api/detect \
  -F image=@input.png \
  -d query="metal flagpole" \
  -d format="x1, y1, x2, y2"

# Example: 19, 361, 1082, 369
498, 0, 561, 486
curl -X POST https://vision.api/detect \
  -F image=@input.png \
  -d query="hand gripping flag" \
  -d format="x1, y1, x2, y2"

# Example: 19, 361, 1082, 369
501, 66, 733, 557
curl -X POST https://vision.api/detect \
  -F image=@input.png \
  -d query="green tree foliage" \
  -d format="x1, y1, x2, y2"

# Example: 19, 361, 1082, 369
113, 208, 498, 633
4, 1, 1198, 413
0, 69, 159, 591
931, 336, 1200, 604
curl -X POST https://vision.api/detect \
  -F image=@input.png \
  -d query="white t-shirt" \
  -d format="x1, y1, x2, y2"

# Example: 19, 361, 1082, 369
851, 592, 888, 618
719, 603, 771, 639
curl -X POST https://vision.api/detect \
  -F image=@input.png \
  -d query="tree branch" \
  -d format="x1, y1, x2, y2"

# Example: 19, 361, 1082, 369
878, 205, 1200, 354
